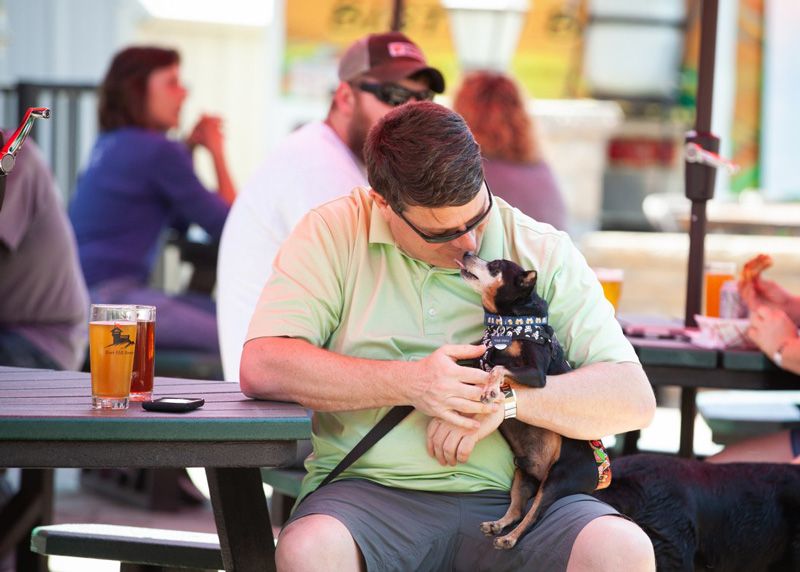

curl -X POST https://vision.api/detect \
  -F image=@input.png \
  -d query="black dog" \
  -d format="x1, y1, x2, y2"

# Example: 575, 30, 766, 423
459, 254, 611, 549
594, 454, 800, 572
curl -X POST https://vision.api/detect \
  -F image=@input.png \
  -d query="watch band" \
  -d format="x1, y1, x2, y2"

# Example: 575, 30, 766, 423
773, 349, 783, 368
500, 383, 517, 419
772, 338, 793, 369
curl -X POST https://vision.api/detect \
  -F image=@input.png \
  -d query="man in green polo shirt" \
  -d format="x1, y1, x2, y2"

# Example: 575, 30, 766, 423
241, 102, 656, 571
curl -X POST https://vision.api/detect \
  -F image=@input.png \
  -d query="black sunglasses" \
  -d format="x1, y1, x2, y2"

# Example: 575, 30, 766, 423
357, 82, 435, 107
393, 184, 493, 244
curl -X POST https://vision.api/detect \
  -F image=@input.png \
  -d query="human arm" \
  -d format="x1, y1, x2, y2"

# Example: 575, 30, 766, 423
747, 304, 800, 374
153, 137, 229, 240
740, 277, 800, 324
186, 114, 235, 205
512, 361, 653, 438
426, 361, 653, 465
240, 336, 496, 429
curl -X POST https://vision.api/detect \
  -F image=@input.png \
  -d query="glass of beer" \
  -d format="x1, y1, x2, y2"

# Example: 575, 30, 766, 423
593, 268, 624, 313
89, 304, 138, 410
704, 261, 736, 318
130, 305, 156, 402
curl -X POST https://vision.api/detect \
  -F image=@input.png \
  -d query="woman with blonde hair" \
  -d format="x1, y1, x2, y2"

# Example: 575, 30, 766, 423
453, 71, 566, 230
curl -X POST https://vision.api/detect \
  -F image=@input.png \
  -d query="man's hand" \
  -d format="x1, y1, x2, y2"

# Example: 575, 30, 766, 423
407, 344, 493, 431
426, 406, 504, 466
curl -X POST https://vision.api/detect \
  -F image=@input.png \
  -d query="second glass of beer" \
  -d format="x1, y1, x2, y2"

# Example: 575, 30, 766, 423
130, 305, 156, 402
593, 267, 625, 313
89, 304, 138, 410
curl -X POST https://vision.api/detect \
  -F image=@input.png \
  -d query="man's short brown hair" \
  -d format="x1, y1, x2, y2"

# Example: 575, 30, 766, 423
364, 101, 483, 213
98, 46, 179, 132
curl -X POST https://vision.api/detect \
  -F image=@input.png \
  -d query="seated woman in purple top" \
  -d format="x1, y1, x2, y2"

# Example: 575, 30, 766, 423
453, 71, 567, 231
70, 46, 236, 354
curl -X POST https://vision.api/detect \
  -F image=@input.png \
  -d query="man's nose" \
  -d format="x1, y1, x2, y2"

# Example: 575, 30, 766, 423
451, 230, 477, 252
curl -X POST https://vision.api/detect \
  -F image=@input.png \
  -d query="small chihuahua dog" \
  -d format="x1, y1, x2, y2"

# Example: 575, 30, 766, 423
458, 253, 611, 549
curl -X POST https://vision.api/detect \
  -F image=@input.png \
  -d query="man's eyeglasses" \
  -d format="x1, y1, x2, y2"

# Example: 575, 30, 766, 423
393, 184, 493, 244
357, 82, 435, 107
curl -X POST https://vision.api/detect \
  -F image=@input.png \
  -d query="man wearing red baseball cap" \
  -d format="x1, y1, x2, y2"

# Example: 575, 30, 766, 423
217, 32, 445, 384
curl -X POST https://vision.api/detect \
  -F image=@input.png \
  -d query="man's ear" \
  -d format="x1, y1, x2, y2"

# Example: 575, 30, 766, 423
369, 189, 392, 222
332, 82, 356, 117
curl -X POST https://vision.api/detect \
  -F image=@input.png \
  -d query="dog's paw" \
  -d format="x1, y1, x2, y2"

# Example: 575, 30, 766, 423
480, 387, 499, 403
493, 535, 518, 550
479, 520, 506, 536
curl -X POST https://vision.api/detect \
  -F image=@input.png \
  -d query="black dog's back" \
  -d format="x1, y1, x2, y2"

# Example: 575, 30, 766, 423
594, 454, 800, 571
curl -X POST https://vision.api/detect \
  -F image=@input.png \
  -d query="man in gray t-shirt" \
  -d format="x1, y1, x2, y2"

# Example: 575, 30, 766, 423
0, 138, 88, 370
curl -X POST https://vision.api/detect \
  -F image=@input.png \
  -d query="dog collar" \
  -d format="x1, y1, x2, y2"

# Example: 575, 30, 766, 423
482, 312, 551, 351
484, 313, 547, 327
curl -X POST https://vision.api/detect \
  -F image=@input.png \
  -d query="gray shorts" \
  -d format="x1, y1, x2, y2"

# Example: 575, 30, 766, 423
284, 479, 623, 572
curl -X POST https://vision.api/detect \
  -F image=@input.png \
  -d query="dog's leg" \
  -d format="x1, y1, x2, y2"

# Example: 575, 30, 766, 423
480, 468, 536, 536
481, 365, 508, 404
493, 470, 555, 550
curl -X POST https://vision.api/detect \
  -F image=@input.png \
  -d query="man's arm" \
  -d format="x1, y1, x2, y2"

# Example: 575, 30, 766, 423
240, 336, 498, 429
514, 361, 654, 439
426, 361, 654, 466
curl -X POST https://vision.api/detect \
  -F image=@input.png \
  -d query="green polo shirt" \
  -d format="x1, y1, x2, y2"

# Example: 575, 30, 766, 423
247, 187, 639, 502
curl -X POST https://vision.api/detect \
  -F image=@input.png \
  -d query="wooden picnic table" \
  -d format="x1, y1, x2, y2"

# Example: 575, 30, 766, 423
0, 365, 310, 572
628, 336, 800, 457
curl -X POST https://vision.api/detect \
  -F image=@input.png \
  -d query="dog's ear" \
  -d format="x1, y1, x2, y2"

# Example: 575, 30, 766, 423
515, 270, 537, 291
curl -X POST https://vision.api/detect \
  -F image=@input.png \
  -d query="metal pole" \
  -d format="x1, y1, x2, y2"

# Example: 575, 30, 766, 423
0, 132, 5, 211
679, 0, 720, 459
391, 0, 405, 31
683, 0, 720, 329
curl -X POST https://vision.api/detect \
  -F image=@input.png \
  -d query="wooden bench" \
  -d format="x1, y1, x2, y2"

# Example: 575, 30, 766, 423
29, 472, 303, 570
697, 390, 800, 445
30, 523, 223, 571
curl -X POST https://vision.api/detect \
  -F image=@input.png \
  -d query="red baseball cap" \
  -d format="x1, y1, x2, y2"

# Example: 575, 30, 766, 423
338, 32, 445, 93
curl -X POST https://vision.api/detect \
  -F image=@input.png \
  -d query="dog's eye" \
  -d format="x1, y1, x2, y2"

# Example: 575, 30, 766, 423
487, 261, 502, 276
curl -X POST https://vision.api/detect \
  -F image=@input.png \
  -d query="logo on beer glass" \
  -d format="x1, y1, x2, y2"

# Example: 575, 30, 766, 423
105, 323, 136, 352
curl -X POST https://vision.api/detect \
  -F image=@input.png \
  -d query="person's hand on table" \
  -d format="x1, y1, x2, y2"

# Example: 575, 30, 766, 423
747, 304, 798, 358
426, 405, 504, 466
406, 344, 494, 431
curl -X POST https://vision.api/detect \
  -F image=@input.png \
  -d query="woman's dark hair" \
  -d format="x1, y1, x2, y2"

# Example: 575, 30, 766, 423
364, 101, 484, 213
98, 46, 180, 131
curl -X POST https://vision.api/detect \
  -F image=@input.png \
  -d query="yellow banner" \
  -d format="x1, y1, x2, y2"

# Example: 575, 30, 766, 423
285, 0, 583, 98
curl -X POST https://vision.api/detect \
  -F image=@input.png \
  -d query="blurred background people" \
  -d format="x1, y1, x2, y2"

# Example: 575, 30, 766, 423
707, 275, 800, 463
0, 139, 89, 371
69, 46, 235, 355
217, 32, 444, 381
708, 271, 800, 464
453, 70, 567, 231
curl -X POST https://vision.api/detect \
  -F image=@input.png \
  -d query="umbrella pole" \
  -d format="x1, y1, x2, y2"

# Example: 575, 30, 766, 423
684, 0, 720, 329
391, 0, 405, 31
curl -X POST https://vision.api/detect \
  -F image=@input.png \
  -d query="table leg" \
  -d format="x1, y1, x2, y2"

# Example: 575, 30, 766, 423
206, 467, 276, 572
0, 468, 53, 572
620, 429, 641, 456
679, 387, 698, 458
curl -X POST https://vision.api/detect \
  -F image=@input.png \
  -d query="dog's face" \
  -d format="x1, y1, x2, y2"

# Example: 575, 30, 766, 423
458, 253, 539, 315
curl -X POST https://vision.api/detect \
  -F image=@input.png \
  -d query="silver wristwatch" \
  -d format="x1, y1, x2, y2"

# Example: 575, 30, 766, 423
500, 384, 517, 419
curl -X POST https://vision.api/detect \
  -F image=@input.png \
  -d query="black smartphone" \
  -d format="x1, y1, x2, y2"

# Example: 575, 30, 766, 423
142, 397, 204, 413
